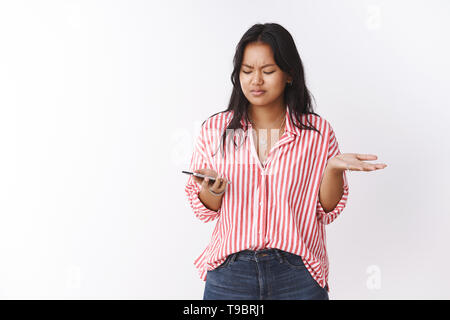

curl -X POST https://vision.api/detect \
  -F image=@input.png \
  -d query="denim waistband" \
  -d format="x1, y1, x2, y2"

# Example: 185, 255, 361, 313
229, 248, 285, 264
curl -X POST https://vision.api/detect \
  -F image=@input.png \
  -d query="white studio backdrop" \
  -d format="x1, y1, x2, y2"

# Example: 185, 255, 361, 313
0, 0, 448, 299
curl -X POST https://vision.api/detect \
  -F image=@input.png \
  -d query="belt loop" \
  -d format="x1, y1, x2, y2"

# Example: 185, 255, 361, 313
230, 252, 239, 263
274, 249, 284, 263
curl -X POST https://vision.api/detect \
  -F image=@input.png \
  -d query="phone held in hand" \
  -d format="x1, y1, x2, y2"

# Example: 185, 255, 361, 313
181, 171, 232, 184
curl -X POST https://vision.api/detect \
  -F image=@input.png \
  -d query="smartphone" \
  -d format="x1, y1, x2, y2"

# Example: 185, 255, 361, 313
182, 170, 232, 184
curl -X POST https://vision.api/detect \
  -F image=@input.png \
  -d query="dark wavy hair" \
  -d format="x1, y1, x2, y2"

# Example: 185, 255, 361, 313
202, 23, 322, 157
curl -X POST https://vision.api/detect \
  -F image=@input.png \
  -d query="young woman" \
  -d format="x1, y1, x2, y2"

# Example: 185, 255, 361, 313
185, 23, 387, 300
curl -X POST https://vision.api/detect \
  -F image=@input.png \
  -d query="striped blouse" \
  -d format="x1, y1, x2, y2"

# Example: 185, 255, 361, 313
184, 108, 349, 292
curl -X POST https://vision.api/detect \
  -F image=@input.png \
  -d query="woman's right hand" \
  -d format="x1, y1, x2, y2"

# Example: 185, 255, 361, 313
193, 168, 228, 196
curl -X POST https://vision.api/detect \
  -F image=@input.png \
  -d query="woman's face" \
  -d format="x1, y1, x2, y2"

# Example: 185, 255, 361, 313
239, 42, 292, 108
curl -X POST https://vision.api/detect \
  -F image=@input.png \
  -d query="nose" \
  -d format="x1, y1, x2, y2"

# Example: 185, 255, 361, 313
251, 71, 264, 85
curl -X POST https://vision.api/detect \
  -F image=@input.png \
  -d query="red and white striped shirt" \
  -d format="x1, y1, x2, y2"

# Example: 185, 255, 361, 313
185, 108, 349, 291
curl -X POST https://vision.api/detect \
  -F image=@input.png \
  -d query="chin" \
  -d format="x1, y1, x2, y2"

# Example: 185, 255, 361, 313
248, 98, 273, 106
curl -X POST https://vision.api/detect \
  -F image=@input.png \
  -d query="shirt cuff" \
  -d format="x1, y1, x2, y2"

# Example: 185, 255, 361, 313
185, 183, 221, 223
316, 171, 349, 225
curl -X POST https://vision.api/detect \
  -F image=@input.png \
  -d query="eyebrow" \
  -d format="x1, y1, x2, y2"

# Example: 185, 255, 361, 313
242, 63, 276, 68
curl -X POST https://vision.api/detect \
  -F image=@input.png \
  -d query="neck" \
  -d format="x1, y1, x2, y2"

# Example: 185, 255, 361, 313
248, 101, 286, 128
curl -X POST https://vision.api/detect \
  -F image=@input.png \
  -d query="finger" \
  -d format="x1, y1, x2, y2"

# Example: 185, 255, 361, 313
220, 176, 228, 189
218, 175, 225, 189
216, 175, 227, 191
356, 154, 378, 161
194, 168, 206, 175
362, 163, 378, 171
211, 174, 222, 191
360, 164, 385, 171
347, 164, 364, 171
364, 163, 388, 171
201, 176, 210, 189
193, 169, 204, 184
346, 163, 358, 171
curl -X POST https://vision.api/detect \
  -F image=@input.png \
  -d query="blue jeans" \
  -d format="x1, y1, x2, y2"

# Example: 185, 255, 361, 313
203, 248, 329, 300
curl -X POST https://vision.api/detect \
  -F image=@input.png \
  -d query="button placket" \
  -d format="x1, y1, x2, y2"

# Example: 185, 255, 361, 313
252, 183, 260, 243
260, 170, 267, 242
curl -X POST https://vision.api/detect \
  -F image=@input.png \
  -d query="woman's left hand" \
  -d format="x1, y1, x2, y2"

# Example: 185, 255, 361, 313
328, 153, 388, 172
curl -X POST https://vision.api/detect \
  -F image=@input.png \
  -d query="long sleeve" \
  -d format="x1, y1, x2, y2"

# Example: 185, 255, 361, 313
316, 125, 349, 225
184, 124, 221, 223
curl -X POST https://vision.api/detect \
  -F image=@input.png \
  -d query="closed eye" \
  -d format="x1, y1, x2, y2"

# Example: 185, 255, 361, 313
242, 71, 275, 75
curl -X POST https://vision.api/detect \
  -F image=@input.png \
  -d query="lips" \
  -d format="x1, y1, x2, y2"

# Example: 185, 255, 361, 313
251, 90, 266, 96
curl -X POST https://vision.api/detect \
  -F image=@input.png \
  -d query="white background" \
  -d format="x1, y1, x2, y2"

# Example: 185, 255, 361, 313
0, 0, 449, 299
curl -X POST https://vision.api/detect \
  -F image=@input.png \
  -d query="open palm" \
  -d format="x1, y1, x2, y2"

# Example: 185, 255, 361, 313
329, 153, 388, 172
